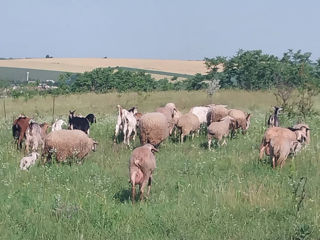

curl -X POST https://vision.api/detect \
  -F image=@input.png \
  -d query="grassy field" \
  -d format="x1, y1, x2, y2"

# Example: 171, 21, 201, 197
0, 90, 319, 239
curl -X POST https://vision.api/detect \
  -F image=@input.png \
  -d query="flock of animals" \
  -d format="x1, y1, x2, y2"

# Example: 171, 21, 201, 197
11, 103, 310, 203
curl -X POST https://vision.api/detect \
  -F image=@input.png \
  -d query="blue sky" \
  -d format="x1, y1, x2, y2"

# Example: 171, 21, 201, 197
1, 0, 320, 60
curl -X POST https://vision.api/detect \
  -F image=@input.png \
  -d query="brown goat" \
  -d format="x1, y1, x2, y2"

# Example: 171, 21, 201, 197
12, 116, 31, 150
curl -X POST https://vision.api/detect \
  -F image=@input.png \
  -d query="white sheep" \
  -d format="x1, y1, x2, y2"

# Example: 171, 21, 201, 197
176, 112, 200, 143
189, 106, 211, 125
207, 116, 236, 150
20, 152, 40, 170
129, 144, 158, 203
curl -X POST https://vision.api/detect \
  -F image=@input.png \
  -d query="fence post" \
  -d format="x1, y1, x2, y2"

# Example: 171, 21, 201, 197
3, 97, 6, 121
52, 95, 55, 123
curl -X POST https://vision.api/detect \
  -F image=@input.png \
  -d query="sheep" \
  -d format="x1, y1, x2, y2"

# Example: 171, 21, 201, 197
20, 152, 40, 170
267, 106, 282, 127
269, 136, 301, 168
52, 119, 66, 132
139, 112, 170, 147
25, 121, 49, 153
129, 144, 158, 203
292, 123, 311, 145
176, 112, 200, 143
189, 106, 210, 125
12, 116, 31, 150
44, 129, 98, 163
114, 105, 138, 145
85, 113, 96, 124
68, 110, 90, 135
172, 109, 183, 137
156, 102, 177, 135
259, 127, 306, 160
207, 116, 236, 150
228, 109, 251, 134
206, 105, 229, 125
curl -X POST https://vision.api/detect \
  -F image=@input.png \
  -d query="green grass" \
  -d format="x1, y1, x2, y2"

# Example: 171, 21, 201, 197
0, 90, 319, 239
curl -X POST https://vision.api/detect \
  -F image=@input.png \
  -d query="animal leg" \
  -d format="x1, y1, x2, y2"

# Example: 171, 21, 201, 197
131, 174, 136, 204
147, 175, 152, 198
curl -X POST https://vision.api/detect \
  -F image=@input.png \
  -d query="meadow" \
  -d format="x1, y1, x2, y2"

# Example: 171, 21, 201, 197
0, 90, 319, 239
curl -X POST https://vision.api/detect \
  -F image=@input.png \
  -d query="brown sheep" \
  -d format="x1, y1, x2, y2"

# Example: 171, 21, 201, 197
259, 127, 306, 160
176, 112, 200, 143
139, 112, 170, 147
206, 105, 229, 125
129, 144, 158, 203
269, 136, 300, 168
44, 130, 97, 163
228, 109, 251, 134
207, 116, 236, 150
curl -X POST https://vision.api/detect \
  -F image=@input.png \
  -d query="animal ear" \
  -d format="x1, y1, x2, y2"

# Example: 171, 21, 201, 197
246, 113, 251, 120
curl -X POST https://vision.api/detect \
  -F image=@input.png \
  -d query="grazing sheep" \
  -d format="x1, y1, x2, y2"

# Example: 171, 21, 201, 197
20, 152, 40, 170
85, 113, 96, 124
156, 103, 177, 135
44, 130, 98, 163
259, 127, 306, 160
68, 110, 90, 135
189, 106, 211, 125
267, 106, 282, 127
269, 137, 300, 168
12, 116, 31, 150
292, 123, 311, 145
176, 113, 200, 143
207, 116, 236, 150
206, 105, 229, 125
228, 109, 251, 134
172, 109, 183, 137
52, 119, 66, 132
129, 144, 158, 203
25, 121, 49, 153
139, 112, 170, 147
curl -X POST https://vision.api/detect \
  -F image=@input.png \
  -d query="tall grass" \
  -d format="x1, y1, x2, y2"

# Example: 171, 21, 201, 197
0, 90, 319, 239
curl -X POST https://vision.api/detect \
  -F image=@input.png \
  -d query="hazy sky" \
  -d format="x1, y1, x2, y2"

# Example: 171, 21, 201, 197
1, 0, 320, 60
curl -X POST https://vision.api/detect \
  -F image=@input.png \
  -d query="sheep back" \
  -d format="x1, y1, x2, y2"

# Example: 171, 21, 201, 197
44, 129, 96, 162
139, 112, 170, 146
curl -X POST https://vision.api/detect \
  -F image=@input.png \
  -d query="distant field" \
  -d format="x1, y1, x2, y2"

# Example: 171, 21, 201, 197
0, 58, 208, 80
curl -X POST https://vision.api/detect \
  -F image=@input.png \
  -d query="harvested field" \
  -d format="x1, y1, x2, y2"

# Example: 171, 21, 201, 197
0, 58, 208, 75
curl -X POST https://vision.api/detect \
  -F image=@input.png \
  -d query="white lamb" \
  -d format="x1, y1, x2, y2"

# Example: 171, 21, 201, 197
20, 152, 40, 170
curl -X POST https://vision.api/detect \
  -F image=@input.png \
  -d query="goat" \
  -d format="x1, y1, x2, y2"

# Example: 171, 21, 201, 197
12, 116, 31, 150
114, 105, 138, 145
267, 106, 282, 127
68, 110, 90, 135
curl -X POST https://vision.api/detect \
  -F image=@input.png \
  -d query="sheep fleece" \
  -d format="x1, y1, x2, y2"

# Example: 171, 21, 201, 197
44, 129, 95, 162
139, 112, 170, 146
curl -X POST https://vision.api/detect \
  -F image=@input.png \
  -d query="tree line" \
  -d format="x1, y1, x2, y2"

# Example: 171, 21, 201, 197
5, 49, 320, 98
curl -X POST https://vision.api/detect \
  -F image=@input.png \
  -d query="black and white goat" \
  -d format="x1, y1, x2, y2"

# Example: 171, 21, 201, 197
68, 110, 90, 135
267, 106, 282, 128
